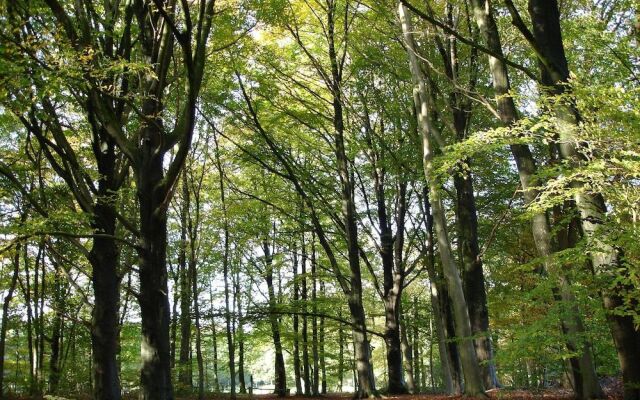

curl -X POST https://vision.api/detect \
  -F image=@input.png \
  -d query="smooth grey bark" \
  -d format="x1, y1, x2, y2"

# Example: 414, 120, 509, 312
466, 1, 604, 398
399, 3, 486, 396
411, 299, 422, 392
525, 3, 640, 399
421, 185, 458, 395
400, 306, 416, 393
441, 26, 497, 383
430, 7, 498, 386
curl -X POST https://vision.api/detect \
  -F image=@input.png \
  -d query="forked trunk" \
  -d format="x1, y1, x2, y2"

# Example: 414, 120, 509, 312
399, 4, 486, 396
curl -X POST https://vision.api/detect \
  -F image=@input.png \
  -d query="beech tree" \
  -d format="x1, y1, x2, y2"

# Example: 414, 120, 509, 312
1, 0, 638, 399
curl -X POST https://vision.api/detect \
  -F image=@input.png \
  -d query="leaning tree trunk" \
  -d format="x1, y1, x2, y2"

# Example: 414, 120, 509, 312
466, 0, 603, 397
399, 3, 486, 396
526, 2, 640, 398
422, 189, 455, 394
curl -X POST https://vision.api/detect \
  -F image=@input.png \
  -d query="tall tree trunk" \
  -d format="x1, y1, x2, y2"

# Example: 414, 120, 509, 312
338, 310, 345, 393
178, 174, 193, 390
89, 131, 122, 400
191, 267, 204, 400
187, 178, 205, 400
235, 267, 247, 394
135, 22, 178, 398
438, 4, 499, 387
292, 241, 303, 395
209, 286, 221, 393
465, 0, 605, 398
34, 243, 43, 394
526, 2, 640, 398
326, 3, 376, 395
411, 301, 420, 392
137, 147, 174, 400
263, 239, 287, 397
421, 190, 457, 394
0, 245, 20, 399
399, 4, 486, 396
311, 243, 320, 396
301, 235, 311, 395
442, 290, 464, 394
320, 279, 327, 395
428, 314, 435, 390
48, 257, 65, 394
454, 171, 498, 389
214, 132, 236, 399
400, 305, 416, 393
171, 264, 179, 371
20, 244, 37, 395
361, 109, 407, 395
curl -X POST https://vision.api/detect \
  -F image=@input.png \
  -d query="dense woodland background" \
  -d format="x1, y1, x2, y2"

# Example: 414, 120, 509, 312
0, 0, 639, 399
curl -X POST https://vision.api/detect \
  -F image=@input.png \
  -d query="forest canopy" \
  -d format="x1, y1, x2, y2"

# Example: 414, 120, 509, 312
0, 0, 639, 400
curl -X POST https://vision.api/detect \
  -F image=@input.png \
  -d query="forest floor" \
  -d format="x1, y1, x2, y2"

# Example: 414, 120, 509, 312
5, 386, 626, 400
4, 379, 627, 400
